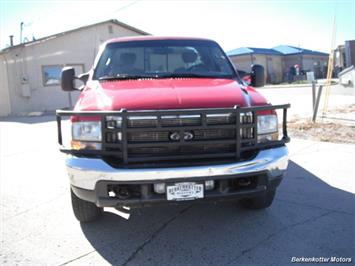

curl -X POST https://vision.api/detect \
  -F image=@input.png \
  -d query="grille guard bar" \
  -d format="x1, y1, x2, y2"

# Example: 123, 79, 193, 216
56, 104, 290, 165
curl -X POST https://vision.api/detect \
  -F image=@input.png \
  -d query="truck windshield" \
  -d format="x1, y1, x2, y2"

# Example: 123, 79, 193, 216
93, 39, 236, 80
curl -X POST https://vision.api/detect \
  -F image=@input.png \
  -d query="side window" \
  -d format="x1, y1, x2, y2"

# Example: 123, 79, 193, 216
42, 65, 62, 86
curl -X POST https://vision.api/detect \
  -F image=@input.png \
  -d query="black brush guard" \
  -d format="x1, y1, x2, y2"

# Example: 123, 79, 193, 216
56, 104, 290, 166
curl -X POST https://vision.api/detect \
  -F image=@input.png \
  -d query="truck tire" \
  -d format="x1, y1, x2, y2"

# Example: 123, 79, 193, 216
240, 190, 276, 209
71, 189, 102, 222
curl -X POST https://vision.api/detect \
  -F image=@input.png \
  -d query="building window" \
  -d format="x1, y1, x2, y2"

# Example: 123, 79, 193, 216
42, 65, 62, 86
42, 64, 85, 87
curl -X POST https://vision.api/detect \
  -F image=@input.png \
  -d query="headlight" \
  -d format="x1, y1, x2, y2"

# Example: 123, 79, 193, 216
257, 115, 278, 134
257, 115, 278, 142
72, 121, 102, 141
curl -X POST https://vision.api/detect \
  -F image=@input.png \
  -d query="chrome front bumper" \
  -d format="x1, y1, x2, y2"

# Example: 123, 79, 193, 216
66, 146, 289, 190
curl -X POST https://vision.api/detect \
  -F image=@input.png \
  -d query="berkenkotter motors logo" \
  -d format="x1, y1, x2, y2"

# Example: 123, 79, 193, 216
291, 257, 352, 263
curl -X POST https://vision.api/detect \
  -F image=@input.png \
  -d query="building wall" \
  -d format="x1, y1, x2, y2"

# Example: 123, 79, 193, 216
302, 55, 328, 71
264, 55, 283, 84
334, 45, 346, 69
230, 54, 283, 84
345, 40, 355, 67
302, 54, 328, 78
229, 54, 253, 72
2, 22, 144, 115
0, 55, 11, 116
283, 54, 302, 75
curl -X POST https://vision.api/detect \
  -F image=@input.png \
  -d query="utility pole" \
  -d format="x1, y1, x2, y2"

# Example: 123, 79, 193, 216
322, 8, 337, 118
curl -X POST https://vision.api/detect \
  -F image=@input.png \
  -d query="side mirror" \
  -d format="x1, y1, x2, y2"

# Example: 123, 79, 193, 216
78, 72, 89, 84
242, 74, 251, 85
61, 67, 76, 91
251, 64, 265, 87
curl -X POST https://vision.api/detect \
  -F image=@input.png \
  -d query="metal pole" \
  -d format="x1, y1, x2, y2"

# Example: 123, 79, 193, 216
68, 92, 73, 108
312, 81, 316, 110
312, 85, 323, 122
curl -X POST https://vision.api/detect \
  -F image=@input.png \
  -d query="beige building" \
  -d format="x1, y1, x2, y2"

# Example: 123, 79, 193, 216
227, 46, 328, 84
0, 19, 148, 116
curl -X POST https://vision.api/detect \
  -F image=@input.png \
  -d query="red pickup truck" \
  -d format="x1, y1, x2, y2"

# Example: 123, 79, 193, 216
57, 36, 290, 222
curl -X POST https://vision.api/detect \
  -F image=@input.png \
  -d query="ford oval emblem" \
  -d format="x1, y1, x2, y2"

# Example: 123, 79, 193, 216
169, 132, 181, 141
183, 131, 194, 140
169, 131, 194, 141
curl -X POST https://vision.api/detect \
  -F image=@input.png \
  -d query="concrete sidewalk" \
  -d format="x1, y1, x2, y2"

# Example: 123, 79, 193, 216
263, 79, 339, 89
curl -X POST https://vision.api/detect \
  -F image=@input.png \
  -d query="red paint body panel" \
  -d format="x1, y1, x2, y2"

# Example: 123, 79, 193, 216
74, 78, 268, 112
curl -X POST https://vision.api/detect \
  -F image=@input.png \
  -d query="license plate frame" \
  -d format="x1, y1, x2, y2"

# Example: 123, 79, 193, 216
166, 182, 204, 201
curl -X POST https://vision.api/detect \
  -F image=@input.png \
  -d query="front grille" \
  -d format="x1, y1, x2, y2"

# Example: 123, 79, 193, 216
128, 144, 235, 155
125, 114, 236, 128
128, 131, 170, 142
57, 104, 290, 166
104, 110, 255, 162
125, 128, 236, 142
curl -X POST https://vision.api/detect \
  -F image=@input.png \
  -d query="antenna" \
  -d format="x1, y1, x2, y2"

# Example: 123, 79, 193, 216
20, 22, 24, 44
9, 35, 14, 46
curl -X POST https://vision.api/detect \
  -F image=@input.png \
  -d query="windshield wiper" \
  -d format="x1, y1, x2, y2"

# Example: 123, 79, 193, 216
164, 73, 210, 78
98, 74, 152, 81
160, 73, 231, 79
98, 73, 233, 81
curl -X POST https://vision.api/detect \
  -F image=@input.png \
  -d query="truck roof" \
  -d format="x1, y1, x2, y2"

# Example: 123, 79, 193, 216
106, 36, 215, 44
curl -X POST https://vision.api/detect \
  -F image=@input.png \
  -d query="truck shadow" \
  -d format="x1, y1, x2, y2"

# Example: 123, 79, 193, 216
80, 160, 354, 265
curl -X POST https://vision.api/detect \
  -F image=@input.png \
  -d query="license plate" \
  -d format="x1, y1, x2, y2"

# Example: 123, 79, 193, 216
166, 182, 204, 201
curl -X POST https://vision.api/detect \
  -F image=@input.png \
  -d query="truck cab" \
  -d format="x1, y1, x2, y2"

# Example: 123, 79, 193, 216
57, 36, 290, 222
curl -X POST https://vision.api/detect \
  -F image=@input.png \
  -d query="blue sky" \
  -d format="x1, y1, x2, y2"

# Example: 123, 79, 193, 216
0, 0, 354, 53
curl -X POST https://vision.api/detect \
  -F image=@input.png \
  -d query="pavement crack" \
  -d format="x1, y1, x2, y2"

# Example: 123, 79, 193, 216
57, 250, 98, 266
226, 210, 333, 265
121, 205, 192, 266
56, 206, 192, 266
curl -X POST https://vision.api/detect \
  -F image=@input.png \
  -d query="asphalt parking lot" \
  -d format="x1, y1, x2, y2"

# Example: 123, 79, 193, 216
0, 114, 354, 265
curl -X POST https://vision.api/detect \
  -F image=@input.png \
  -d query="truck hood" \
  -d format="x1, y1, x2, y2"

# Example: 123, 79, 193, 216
75, 78, 267, 111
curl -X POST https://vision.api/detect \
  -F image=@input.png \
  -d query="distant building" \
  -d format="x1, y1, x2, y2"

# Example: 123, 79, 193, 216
0, 19, 149, 116
344, 40, 355, 68
227, 45, 329, 84
335, 40, 355, 87
334, 44, 346, 76
334, 40, 355, 70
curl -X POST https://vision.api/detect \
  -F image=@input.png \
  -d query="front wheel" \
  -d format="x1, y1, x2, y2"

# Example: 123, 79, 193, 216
71, 188, 102, 222
240, 190, 276, 209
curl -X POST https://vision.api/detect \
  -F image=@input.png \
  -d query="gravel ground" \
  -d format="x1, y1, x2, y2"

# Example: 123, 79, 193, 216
287, 104, 355, 144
